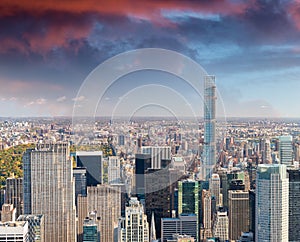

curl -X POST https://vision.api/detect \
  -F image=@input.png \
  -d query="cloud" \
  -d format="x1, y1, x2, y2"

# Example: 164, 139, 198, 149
72, 95, 85, 102
57, 96, 67, 102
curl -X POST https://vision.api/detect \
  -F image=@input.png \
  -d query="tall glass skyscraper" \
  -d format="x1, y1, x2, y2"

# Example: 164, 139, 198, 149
279, 135, 293, 165
203, 75, 216, 180
255, 164, 289, 242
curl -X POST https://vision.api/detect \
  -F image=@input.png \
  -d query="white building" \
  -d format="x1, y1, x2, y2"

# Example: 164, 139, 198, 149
119, 197, 149, 242
209, 173, 221, 207
255, 164, 289, 242
213, 210, 229, 242
0, 221, 29, 242
108, 156, 121, 184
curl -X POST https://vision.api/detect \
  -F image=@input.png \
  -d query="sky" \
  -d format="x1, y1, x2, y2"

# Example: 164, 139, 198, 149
0, 0, 300, 118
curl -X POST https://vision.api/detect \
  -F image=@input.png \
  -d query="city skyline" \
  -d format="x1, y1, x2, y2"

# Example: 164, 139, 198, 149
0, 1, 300, 117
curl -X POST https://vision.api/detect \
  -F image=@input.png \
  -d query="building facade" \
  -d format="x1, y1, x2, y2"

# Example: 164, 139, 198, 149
255, 164, 289, 242
23, 142, 76, 242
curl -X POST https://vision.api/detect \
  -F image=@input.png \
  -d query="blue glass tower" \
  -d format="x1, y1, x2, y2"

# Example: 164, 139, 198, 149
203, 75, 216, 180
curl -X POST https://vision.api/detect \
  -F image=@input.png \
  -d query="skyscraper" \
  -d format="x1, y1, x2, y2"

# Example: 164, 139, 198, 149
209, 174, 221, 207
23, 142, 76, 242
279, 135, 293, 165
178, 180, 199, 241
140, 146, 171, 169
76, 151, 104, 186
135, 154, 151, 200
87, 184, 121, 242
255, 164, 289, 242
201, 190, 212, 240
108, 156, 121, 184
5, 177, 23, 218
119, 197, 149, 242
228, 190, 249, 240
287, 169, 300, 241
73, 167, 87, 208
203, 75, 217, 180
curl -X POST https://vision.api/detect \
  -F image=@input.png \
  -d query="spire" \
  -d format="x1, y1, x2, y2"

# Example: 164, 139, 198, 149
150, 212, 156, 241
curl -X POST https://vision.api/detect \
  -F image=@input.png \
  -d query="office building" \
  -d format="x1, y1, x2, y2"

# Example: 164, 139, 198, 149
23, 142, 76, 242
87, 184, 121, 242
255, 164, 288, 242
145, 168, 172, 239
135, 154, 151, 200
178, 180, 199, 241
228, 190, 249, 240
1, 204, 16, 222
287, 169, 300, 241
212, 209, 229, 242
201, 190, 212, 240
167, 234, 195, 242
203, 75, 216, 180
5, 177, 23, 218
77, 195, 88, 242
161, 214, 197, 242
119, 197, 149, 242
83, 211, 100, 242
248, 190, 255, 236
0, 221, 28, 242
262, 139, 272, 164
76, 151, 103, 186
140, 146, 171, 169
279, 135, 293, 165
17, 214, 44, 242
108, 156, 121, 184
73, 167, 87, 208
209, 174, 221, 207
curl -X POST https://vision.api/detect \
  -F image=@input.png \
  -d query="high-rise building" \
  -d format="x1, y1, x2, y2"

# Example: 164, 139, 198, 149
76, 151, 104, 186
119, 197, 149, 242
279, 135, 293, 165
228, 190, 249, 240
77, 195, 88, 242
23, 142, 76, 242
209, 174, 221, 207
83, 211, 100, 242
17, 214, 44, 242
135, 154, 151, 200
261, 139, 272, 164
140, 146, 171, 169
287, 169, 300, 241
73, 167, 87, 208
145, 168, 172, 239
203, 75, 216, 180
161, 214, 197, 242
212, 208, 229, 242
5, 177, 23, 218
1, 204, 16, 222
248, 190, 255, 236
87, 184, 121, 242
201, 190, 212, 241
0, 221, 29, 242
178, 180, 199, 241
255, 164, 289, 242
108, 156, 121, 184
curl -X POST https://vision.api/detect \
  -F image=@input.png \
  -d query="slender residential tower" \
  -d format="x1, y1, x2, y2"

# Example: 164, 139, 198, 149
23, 142, 76, 242
203, 75, 217, 180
